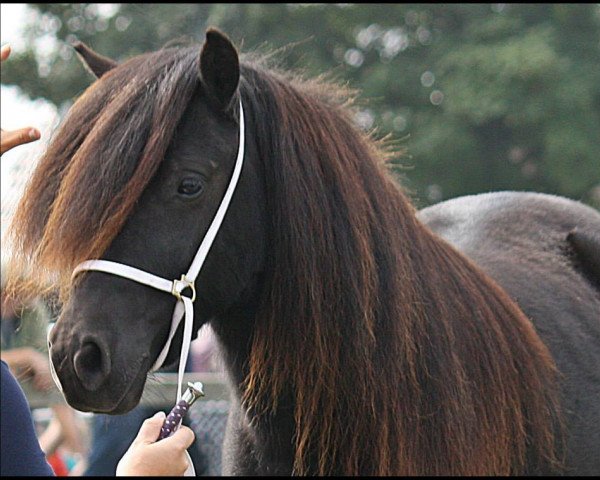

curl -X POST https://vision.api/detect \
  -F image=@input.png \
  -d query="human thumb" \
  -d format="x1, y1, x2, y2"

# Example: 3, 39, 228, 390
134, 411, 166, 444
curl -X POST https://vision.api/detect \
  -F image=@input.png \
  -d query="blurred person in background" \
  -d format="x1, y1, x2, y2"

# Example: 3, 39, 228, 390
1, 265, 90, 475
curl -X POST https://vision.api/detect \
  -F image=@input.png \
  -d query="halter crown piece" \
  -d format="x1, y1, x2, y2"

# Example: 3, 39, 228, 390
49, 100, 245, 475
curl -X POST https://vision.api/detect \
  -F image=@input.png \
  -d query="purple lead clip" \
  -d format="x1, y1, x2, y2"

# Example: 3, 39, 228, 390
158, 381, 205, 440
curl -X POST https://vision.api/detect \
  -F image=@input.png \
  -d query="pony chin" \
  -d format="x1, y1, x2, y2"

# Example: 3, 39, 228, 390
66, 377, 146, 414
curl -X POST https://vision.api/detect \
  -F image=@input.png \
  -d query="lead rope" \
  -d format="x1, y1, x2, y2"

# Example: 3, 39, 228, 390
49, 99, 245, 476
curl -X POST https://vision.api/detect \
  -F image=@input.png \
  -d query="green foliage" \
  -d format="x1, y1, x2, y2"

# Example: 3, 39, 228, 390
2, 3, 599, 208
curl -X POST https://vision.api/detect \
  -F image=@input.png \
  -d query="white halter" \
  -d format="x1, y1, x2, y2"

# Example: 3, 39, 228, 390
49, 100, 245, 411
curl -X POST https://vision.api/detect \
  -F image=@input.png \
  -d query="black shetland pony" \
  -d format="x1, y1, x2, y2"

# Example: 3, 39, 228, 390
8, 29, 600, 475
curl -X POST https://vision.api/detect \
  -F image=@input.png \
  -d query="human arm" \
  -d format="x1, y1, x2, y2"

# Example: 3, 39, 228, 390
37, 403, 89, 458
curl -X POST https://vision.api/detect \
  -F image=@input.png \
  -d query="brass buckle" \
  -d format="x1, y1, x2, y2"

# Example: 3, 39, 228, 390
171, 275, 196, 302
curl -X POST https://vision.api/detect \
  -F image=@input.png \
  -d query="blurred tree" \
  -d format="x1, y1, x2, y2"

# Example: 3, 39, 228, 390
2, 3, 599, 208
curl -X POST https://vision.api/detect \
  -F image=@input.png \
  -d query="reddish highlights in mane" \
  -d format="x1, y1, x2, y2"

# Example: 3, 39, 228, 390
8, 47, 201, 296
239, 63, 564, 474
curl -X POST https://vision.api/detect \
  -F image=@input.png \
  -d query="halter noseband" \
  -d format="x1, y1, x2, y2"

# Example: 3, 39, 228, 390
49, 100, 245, 408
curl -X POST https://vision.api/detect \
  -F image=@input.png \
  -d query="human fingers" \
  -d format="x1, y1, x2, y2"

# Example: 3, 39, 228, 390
162, 425, 195, 451
133, 411, 166, 445
173, 454, 190, 476
1, 44, 10, 61
0, 127, 41, 155
116, 415, 191, 476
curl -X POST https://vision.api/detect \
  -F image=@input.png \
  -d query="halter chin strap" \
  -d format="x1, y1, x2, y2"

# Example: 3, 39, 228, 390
60, 99, 245, 405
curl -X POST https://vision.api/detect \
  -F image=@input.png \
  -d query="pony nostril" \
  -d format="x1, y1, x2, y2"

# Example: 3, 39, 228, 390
74, 341, 110, 392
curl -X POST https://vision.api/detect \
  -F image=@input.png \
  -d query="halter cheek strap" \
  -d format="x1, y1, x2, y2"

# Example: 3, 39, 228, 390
57, 100, 245, 405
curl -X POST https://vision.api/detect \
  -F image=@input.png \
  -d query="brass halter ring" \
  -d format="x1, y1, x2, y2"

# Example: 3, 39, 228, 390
171, 274, 196, 302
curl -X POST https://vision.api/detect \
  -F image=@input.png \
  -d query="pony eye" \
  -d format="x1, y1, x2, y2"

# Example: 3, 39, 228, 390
177, 177, 204, 197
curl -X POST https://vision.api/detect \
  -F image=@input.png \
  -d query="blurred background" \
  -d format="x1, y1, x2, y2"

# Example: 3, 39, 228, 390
2, 3, 599, 223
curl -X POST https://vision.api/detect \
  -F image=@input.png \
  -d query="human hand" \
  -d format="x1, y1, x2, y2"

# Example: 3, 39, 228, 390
116, 411, 195, 476
1, 347, 54, 391
0, 44, 41, 155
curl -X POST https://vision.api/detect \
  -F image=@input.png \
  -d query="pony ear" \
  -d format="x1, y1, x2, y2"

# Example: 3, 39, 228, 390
199, 28, 240, 111
72, 41, 117, 79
